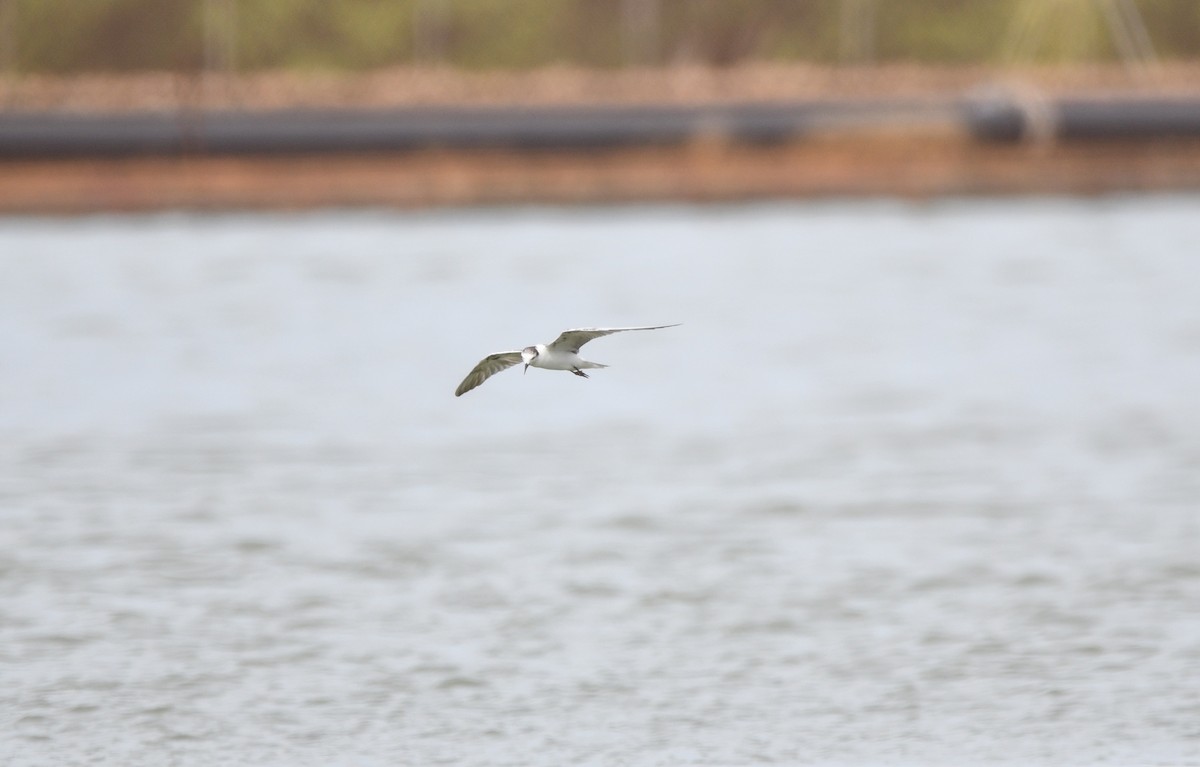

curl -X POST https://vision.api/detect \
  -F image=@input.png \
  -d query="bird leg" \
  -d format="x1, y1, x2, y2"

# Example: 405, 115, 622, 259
571, 368, 589, 378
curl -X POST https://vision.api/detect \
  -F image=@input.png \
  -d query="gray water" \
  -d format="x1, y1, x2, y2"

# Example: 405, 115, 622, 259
2, 197, 1199, 766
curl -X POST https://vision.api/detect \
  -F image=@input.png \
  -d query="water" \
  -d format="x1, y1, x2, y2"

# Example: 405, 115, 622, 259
2, 197, 1199, 766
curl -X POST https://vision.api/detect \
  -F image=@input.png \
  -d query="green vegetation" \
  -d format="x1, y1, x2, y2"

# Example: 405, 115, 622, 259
3, 0, 1198, 73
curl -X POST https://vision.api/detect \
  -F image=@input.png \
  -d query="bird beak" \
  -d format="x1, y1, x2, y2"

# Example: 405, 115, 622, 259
523, 363, 529, 374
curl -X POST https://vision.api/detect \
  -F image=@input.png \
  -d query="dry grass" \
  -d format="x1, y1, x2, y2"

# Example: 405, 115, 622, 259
4, 136, 1200, 214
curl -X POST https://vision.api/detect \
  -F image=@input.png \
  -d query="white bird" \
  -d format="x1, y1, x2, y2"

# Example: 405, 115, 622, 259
455, 324, 680, 397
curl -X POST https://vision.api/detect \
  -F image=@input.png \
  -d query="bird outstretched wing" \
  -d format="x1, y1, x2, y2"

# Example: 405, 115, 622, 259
454, 351, 523, 397
546, 324, 681, 354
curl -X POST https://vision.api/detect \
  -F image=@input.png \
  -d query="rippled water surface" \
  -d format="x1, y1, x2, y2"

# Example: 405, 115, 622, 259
3, 198, 1199, 766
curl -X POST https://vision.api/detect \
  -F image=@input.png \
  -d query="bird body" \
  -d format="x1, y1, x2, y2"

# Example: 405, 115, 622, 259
524, 343, 607, 372
454, 324, 679, 397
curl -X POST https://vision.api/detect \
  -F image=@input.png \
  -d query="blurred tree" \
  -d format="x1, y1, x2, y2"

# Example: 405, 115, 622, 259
413, 0, 449, 65
1, 0, 15, 74
204, 0, 236, 72
235, 0, 413, 70
1002, 0, 1156, 69
1140, 0, 1200, 55
3, 0, 1197, 73
19, 0, 202, 71
621, 0, 660, 66
878, 0, 1014, 62
839, 0, 876, 64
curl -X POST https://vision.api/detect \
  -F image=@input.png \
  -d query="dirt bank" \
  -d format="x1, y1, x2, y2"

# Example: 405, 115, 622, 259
3, 64, 1199, 211
3, 134, 1198, 214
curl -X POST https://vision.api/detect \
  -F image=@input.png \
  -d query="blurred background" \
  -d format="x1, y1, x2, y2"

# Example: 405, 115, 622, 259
1, 0, 1196, 71
2, 0, 1200, 208
2, 3, 1200, 767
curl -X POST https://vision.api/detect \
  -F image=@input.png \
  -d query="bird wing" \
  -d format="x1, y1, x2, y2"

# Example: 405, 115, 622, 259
454, 351, 523, 397
546, 324, 681, 354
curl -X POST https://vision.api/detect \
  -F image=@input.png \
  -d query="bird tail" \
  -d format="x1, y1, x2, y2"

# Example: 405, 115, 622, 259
578, 361, 608, 370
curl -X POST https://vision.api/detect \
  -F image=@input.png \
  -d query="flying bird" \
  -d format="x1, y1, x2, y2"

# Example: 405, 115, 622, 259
454, 324, 680, 397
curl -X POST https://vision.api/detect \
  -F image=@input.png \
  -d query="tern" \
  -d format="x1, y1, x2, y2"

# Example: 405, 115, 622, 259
455, 324, 680, 397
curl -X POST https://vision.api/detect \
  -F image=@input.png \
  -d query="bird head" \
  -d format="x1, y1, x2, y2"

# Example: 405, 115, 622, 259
521, 346, 539, 374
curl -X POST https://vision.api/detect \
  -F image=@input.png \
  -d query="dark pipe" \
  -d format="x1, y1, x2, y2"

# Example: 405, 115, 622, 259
4, 97, 1200, 158
0, 105, 819, 158
964, 95, 1200, 143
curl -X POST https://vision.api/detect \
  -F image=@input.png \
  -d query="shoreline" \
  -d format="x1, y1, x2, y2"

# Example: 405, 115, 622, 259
4, 136, 1199, 214
3, 64, 1200, 212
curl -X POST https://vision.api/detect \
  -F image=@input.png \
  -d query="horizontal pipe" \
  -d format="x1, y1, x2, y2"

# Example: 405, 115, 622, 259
1, 97, 1199, 158
964, 95, 1200, 142
0, 102, 938, 158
